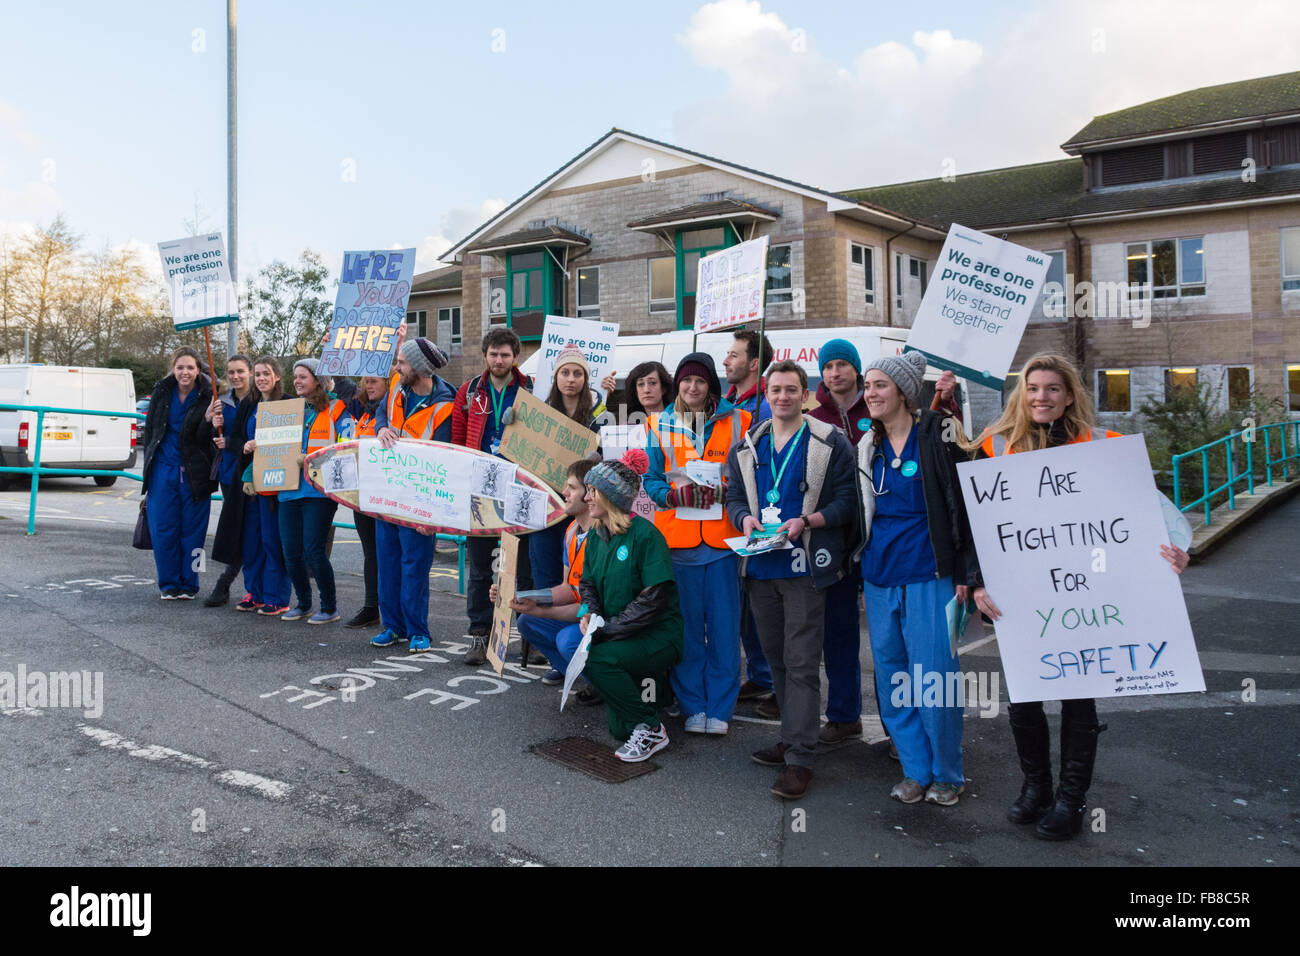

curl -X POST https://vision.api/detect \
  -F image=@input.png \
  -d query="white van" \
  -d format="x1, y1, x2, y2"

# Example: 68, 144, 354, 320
522, 325, 973, 433
0, 365, 138, 489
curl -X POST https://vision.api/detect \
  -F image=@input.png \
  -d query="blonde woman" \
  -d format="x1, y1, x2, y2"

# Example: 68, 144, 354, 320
964, 353, 1189, 839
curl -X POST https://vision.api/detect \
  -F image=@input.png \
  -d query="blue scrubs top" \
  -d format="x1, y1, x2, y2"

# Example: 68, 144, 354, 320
480, 381, 518, 455
861, 424, 937, 588
157, 383, 197, 468
746, 427, 810, 580
218, 398, 249, 486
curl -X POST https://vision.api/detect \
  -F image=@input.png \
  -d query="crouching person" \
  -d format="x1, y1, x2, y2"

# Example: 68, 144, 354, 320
577, 452, 684, 763
724, 360, 859, 799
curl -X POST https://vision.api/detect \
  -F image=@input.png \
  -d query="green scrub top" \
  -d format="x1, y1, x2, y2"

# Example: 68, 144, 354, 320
581, 515, 684, 659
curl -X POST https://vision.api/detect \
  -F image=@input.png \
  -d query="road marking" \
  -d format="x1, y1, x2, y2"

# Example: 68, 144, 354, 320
213, 769, 293, 799
960, 634, 998, 654
79, 725, 216, 768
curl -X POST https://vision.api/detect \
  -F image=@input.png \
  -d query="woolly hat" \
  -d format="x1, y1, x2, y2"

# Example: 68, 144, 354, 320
401, 337, 449, 377
585, 449, 649, 514
293, 357, 320, 379
819, 338, 862, 374
863, 350, 928, 406
674, 351, 721, 398
552, 342, 591, 379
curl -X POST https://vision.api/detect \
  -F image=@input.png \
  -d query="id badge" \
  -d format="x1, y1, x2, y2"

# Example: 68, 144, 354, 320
760, 503, 782, 526
490, 439, 501, 456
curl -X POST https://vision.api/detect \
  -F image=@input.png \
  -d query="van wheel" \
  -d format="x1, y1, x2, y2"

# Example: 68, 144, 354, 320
93, 476, 117, 487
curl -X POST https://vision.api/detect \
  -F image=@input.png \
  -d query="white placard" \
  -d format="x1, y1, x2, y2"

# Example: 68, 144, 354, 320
957, 434, 1204, 703
356, 438, 472, 529
320, 454, 359, 493
694, 236, 769, 335
505, 482, 547, 531
157, 233, 238, 331
531, 315, 619, 400
471, 456, 516, 501
904, 223, 1050, 390
601, 424, 656, 520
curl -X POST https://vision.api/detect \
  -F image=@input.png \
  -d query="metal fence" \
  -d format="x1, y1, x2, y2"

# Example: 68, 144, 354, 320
1171, 420, 1300, 525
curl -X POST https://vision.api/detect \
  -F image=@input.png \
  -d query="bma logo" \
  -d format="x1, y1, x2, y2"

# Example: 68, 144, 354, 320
262, 469, 285, 487
1025, 254, 1044, 266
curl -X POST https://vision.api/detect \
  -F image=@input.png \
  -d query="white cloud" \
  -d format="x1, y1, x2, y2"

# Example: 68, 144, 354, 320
0, 98, 39, 151
415, 198, 507, 272
0, 182, 61, 225
673, 0, 1300, 191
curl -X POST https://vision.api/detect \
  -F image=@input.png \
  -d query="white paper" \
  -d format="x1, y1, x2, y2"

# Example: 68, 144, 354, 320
532, 315, 619, 399
956, 434, 1204, 703
471, 456, 516, 501
560, 613, 604, 711
355, 438, 472, 529
505, 482, 547, 531
672, 460, 723, 520
723, 533, 794, 557
156, 233, 238, 331
320, 453, 359, 493
694, 236, 769, 334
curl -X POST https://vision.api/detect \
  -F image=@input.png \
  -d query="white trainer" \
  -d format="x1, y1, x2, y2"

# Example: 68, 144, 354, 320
705, 717, 729, 735
615, 723, 669, 762
684, 712, 708, 733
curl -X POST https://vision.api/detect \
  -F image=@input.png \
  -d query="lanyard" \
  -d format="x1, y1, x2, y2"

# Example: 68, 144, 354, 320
488, 381, 507, 433
404, 388, 433, 418
768, 423, 806, 492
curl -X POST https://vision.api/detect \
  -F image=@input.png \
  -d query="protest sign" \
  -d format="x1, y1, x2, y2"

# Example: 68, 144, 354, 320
355, 437, 473, 529
601, 424, 656, 520
531, 316, 619, 399
956, 434, 1204, 703
252, 399, 305, 492
317, 248, 416, 378
904, 224, 1050, 390
500, 390, 599, 493
694, 236, 769, 335
157, 234, 238, 331
488, 533, 520, 675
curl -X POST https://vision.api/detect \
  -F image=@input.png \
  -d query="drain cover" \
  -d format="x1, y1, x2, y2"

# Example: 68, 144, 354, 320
533, 735, 658, 783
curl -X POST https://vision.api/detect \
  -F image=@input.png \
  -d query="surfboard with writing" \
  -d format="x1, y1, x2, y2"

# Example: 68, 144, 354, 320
304, 439, 566, 536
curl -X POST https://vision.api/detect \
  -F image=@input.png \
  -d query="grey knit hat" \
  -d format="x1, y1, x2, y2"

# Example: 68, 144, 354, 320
863, 350, 928, 406
293, 357, 320, 379
585, 459, 642, 514
401, 337, 449, 377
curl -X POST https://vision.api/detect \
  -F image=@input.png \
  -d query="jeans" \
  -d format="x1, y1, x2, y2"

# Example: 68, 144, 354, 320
863, 576, 963, 787
748, 576, 826, 768
278, 496, 338, 613
353, 511, 379, 610
146, 461, 211, 593
516, 614, 583, 673
241, 494, 290, 607
467, 533, 533, 632
670, 552, 742, 721
376, 518, 435, 640
822, 573, 863, 723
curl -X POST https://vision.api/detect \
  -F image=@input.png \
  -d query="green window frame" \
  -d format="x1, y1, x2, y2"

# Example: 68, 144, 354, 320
505, 250, 562, 341
675, 225, 736, 330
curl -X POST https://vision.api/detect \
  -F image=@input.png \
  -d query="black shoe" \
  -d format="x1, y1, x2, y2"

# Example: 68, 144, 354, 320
1007, 707, 1054, 825
576, 686, 602, 706
1035, 709, 1102, 840
751, 741, 791, 766
1035, 798, 1086, 840
344, 607, 380, 629
464, 635, 487, 667
203, 587, 230, 607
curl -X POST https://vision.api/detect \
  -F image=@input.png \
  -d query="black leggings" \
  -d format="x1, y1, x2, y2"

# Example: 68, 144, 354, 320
1009, 698, 1098, 727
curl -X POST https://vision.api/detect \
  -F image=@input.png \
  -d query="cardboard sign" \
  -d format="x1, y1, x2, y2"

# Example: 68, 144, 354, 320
499, 389, 598, 493
957, 434, 1204, 703
157, 233, 238, 331
904, 223, 1050, 390
252, 399, 305, 493
317, 248, 416, 378
532, 315, 619, 400
355, 438, 473, 530
488, 533, 520, 675
694, 235, 769, 334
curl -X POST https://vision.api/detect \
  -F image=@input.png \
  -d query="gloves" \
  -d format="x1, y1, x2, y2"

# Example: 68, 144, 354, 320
666, 484, 716, 510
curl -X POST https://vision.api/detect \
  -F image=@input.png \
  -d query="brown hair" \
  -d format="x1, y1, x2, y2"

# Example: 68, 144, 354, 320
733, 329, 774, 372
482, 327, 521, 356
251, 356, 285, 406
547, 362, 594, 425
567, 458, 597, 483
765, 359, 807, 391
624, 361, 674, 417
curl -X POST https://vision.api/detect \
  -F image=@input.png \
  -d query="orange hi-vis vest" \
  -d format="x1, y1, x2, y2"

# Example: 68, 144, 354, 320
564, 522, 589, 601
981, 426, 1120, 457
387, 377, 452, 440
355, 406, 377, 438
651, 406, 751, 549
305, 399, 348, 453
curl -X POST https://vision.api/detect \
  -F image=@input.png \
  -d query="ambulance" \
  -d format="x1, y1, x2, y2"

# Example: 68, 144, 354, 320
0, 365, 138, 489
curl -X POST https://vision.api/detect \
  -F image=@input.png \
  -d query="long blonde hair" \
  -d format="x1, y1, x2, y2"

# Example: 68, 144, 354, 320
592, 488, 632, 536
965, 353, 1095, 454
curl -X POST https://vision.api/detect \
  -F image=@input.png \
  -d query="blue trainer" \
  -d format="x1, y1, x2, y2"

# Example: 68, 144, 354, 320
281, 607, 308, 622
541, 669, 563, 686
408, 635, 431, 654
370, 629, 399, 648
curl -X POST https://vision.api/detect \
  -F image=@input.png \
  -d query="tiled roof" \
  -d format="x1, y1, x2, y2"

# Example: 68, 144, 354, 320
464, 224, 591, 255
626, 198, 780, 230
410, 265, 461, 294
1062, 71, 1300, 149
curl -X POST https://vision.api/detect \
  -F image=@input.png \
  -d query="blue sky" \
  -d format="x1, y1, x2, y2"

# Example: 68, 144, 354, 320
2, 0, 1296, 283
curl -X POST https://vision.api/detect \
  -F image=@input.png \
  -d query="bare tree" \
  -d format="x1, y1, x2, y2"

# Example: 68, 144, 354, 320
11, 215, 80, 363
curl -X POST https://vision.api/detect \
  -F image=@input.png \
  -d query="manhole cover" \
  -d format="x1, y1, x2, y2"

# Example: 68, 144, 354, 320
532, 735, 658, 783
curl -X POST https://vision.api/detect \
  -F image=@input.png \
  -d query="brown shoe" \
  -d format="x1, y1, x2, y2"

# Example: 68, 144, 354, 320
737, 680, 772, 701
818, 720, 863, 746
770, 764, 812, 799
755, 696, 781, 719
463, 635, 487, 666
751, 741, 791, 766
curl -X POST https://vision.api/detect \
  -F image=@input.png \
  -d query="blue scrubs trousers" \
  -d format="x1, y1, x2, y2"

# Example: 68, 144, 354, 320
863, 575, 964, 787
242, 495, 289, 607
147, 461, 211, 594
527, 519, 570, 589
278, 497, 338, 614
375, 518, 435, 640
516, 614, 583, 673
822, 573, 863, 723
670, 551, 742, 721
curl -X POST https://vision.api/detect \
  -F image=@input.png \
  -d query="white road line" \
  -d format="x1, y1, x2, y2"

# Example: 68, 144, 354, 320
959, 634, 998, 655
213, 769, 294, 800
78, 725, 216, 768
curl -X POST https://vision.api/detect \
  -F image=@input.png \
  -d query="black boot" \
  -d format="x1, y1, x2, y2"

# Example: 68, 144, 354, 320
1036, 710, 1102, 841
1007, 706, 1054, 824
204, 563, 238, 606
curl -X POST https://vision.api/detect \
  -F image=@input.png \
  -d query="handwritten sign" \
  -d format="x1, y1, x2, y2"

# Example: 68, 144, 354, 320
318, 248, 416, 378
488, 533, 520, 675
957, 434, 1204, 703
356, 437, 472, 529
157, 233, 238, 331
905, 223, 1049, 390
532, 315, 619, 400
500, 389, 598, 493
694, 235, 769, 334
252, 399, 304, 493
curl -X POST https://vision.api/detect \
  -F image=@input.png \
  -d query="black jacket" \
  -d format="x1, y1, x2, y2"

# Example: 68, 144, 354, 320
140, 373, 217, 501
853, 409, 977, 586
201, 392, 257, 565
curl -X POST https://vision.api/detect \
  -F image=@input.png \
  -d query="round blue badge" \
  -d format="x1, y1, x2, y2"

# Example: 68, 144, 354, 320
857, 417, 871, 431
617, 545, 629, 561
900, 460, 918, 477
765, 489, 780, 503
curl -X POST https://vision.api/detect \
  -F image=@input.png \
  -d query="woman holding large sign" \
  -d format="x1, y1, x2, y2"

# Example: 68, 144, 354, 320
963, 353, 1189, 840
854, 350, 977, 808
